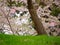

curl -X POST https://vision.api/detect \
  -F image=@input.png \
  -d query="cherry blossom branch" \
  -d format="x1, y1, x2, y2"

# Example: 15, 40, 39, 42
0, 7, 14, 34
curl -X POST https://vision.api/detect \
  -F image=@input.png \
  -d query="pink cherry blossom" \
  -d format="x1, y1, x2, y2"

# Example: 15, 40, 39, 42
10, 8, 16, 14
49, 21, 56, 27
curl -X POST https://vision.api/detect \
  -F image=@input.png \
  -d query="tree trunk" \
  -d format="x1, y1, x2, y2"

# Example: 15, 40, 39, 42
27, 0, 47, 35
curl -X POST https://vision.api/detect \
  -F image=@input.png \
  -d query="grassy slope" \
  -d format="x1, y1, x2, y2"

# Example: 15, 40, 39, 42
0, 34, 60, 45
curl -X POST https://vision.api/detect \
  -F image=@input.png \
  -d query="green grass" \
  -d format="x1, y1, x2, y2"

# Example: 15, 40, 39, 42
0, 34, 60, 45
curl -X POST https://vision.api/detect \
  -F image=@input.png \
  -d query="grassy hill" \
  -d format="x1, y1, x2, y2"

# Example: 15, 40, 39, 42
0, 34, 60, 45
